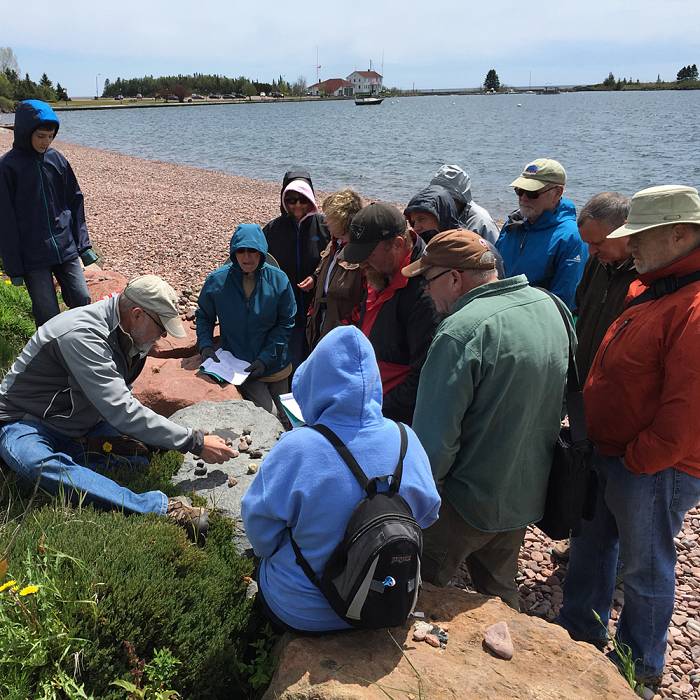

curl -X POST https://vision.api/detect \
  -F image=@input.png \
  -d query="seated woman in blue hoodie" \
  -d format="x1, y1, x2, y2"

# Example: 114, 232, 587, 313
241, 325, 441, 633
196, 224, 296, 417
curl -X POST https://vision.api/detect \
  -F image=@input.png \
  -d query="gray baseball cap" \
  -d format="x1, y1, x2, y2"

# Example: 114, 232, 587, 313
122, 274, 186, 338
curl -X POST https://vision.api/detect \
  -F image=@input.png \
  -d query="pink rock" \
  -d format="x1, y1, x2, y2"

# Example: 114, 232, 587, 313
424, 633, 440, 648
484, 621, 514, 660
83, 265, 128, 301
132, 356, 241, 416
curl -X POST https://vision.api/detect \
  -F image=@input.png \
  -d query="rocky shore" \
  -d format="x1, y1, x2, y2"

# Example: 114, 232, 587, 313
1, 128, 698, 698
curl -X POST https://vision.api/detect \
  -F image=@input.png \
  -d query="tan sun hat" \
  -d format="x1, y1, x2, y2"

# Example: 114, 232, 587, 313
402, 229, 497, 278
122, 274, 186, 338
607, 185, 700, 239
510, 158, 567, 192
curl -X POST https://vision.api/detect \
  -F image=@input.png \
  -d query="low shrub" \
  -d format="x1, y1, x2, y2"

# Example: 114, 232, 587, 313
0, 504, 265, 698
0, 95, 16, 113
0, 279, 35, 373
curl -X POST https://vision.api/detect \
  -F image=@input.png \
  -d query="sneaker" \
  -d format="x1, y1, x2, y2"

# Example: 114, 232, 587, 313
166, 496, 209, 542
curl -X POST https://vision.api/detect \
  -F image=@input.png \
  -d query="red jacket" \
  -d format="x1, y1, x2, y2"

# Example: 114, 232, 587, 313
584, 247, 700, 478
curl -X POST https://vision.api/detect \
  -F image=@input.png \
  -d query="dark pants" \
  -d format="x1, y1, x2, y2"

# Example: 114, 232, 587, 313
422, 497, 526, 610
288, 320, 308, 371
24, 257, 91, 326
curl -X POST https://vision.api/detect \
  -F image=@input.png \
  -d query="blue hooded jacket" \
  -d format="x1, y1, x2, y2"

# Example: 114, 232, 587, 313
241, 326, 441, 632
0, 100, 91, 277
495, 197, 587, 310
195, 223, 296, 375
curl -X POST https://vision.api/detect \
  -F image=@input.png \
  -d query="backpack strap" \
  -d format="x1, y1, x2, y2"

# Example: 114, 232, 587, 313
388, 422, 408, 495
625, 271, 700, 309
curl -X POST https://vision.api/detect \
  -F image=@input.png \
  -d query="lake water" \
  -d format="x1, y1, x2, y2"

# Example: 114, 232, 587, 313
6, 91, 700, 220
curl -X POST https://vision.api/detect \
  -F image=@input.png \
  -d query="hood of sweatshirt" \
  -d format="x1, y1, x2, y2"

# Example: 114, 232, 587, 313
229, 223, 268, 271
13, 100, 60, 152
281, 179, 319, 226
430, 164, 472, 206
404, 185, 461, 233
292, 325, 383, 428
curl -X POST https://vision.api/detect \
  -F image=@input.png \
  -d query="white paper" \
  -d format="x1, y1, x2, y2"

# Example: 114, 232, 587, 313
199, 349, 251, 385
279, 392, 305, 426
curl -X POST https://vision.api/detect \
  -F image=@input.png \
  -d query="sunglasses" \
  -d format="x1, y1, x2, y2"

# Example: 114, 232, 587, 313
514, 185, 560, 200
424, 269, 451, 285
284, 196, 308, 206
142, 308, 167, 335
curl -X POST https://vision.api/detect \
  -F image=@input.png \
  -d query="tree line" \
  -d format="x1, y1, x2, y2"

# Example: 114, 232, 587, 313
0, 48, 67, 111
103, 73, 308, 100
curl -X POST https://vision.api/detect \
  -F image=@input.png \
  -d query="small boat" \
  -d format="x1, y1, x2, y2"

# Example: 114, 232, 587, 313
355, 96, 384, 106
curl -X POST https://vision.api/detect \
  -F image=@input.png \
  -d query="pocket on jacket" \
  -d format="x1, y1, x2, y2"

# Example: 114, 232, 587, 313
43, 388, 74, 420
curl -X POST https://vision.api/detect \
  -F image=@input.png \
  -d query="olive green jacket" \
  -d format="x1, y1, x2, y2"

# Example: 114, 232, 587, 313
413, 275, 571, 532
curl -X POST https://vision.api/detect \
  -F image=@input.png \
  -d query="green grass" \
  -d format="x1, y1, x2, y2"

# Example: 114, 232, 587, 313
0, 280, 35, 373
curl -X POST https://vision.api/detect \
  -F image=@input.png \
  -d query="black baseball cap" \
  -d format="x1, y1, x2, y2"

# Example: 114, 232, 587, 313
341, 202, 407, 263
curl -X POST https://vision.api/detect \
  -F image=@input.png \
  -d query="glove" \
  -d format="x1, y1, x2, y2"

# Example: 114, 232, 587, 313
10, 277, 24, 286
244, 359, 266, 380
80, 248, 99, 266
200, 346, 219, 363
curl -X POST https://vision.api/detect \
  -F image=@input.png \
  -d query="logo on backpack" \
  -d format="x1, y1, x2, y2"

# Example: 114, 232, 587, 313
290, 422, 422, 629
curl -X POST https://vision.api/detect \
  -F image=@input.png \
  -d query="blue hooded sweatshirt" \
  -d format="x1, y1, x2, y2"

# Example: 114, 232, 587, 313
0, 100, 91, 277
495, 198, 587, 310
241, 326, 441, 632
195, 224, 296, 375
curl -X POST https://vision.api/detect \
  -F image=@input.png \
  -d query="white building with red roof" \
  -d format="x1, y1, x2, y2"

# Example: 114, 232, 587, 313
346, 70, 383, 95
307, 78, 354, 97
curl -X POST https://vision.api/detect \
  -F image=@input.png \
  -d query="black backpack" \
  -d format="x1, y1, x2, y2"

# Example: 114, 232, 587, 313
289, 421, 423, 629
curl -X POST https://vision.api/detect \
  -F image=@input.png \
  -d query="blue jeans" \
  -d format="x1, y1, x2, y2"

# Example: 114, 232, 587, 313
24, 257, 91, 326
0, 420, 166, 515
558, 453, 700, 679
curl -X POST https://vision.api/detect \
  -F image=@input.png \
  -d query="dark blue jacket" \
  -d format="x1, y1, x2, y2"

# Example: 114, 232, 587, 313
195, 224, 297, 376
495, 198, 587, 310
0, 100, 91, 277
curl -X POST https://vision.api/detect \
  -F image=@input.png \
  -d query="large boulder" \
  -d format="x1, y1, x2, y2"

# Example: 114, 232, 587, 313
132, 355, 241, 416
169, 400, 283, 550
263, 584, 636, 700
83, 265, 128, 300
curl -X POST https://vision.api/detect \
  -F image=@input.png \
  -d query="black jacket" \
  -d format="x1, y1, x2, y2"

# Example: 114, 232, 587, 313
575, 256, 637, 381
358, 234, 439, 424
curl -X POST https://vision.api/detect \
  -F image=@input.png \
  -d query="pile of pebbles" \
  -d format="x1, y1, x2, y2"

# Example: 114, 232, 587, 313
453, 505, 700, 699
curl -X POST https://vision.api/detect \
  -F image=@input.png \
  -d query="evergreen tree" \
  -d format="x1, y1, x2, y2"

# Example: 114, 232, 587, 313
603, 72, 616, 87
39, 72, 52, 89
483, 69, 500, 91
55, 82, 68, 100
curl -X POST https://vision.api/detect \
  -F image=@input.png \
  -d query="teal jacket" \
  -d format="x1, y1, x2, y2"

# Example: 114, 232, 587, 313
196, 224, 296, 376
413, 275, 570, 532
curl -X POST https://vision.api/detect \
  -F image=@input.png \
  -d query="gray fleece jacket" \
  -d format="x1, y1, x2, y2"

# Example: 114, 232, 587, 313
0, 294, 201, 452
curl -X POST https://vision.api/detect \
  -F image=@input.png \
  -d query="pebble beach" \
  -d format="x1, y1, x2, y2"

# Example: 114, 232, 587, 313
1, 127, 698, 698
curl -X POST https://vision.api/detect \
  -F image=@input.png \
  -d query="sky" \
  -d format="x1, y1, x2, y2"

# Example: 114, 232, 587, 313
3, 0, 700, 96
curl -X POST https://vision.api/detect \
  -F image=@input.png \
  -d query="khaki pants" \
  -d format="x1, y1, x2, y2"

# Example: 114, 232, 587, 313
422, 497, 526, 610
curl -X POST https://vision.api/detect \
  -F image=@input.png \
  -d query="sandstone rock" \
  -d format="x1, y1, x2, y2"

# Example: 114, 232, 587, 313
83, 265, 128, 300
484, 621, 514, 660
263, 585, 637, 700
169, 401, 282, 550
132, 356, 241, 416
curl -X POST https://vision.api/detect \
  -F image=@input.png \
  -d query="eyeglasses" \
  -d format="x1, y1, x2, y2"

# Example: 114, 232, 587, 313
514, 186, 559, 200
424, 269, 451, 285
142, 308, 167, 335
284, 196, 307, 206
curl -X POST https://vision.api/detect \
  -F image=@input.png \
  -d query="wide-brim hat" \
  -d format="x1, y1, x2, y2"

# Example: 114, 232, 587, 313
608, 185, 700, 238
510, 158, 566, 192
402, 229, 496, 277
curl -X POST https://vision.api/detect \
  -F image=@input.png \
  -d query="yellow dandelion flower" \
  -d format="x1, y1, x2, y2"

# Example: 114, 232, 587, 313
0, 579, 17, 592
102, 441, 113, 453
4, 279, 11, 285
19, 585, 39, 596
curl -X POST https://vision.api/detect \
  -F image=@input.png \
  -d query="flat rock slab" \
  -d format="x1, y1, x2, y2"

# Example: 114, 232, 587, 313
169, 400, 283, 550
83, 265, 128, 300
263, 584, 637, 700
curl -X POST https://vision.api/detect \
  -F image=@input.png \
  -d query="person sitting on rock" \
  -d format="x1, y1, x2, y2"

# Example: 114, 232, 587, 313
299, 189, 365, 351
0, 99, 99, 326
241, 325, 441, 633
196, 223, 296, 420
0, 274, 237, 538
263, 169, 330, 369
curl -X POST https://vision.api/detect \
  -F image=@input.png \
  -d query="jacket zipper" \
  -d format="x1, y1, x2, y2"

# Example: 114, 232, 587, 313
37, 160, 62, 264
599, 318, 631, 368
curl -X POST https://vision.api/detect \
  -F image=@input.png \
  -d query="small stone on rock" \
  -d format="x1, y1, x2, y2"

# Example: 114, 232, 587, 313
424, 633, 440, 648
227, 475, 238, 488
484, 621, 514, 660
247, 463, 258, 475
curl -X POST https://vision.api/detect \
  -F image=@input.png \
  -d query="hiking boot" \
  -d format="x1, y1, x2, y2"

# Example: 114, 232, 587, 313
166, 496, 209, 542
550, 540, 570, 563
